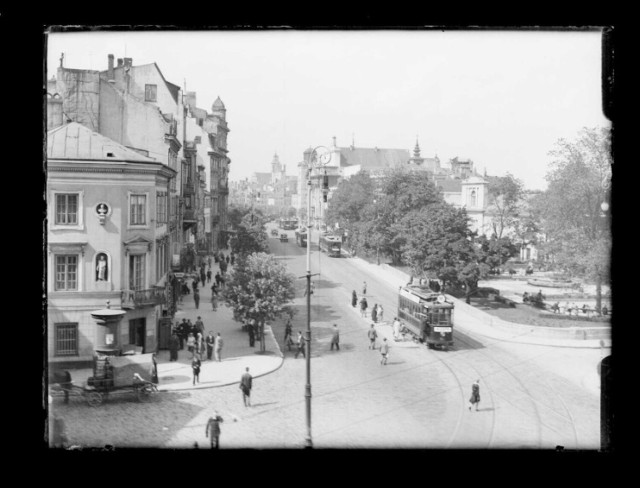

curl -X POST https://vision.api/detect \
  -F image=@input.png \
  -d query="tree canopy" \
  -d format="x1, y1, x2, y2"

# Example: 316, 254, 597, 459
539, 127, 612, 311
221, 252, 296, 352
227, 205, 269, 256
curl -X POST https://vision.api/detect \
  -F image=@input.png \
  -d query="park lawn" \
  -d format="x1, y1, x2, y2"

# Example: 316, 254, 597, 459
469, 297, 608, 328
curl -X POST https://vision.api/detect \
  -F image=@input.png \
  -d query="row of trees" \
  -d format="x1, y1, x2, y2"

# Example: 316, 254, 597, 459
325, 126, 612, 309
221, 204, 297, 351
325, 169, 519, 302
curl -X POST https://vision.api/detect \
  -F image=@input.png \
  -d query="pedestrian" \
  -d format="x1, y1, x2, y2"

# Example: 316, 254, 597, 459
193, 275, 199, 291
378, 304, 384, 323
192, 354, 202, 385
371, 304, 378, 323
187, 319, 196, 338
50, 414, 68, 448
360, 297, 368, 318
196, 332, 205, 357
195, 316, 205, 336
380, 337, 390, 365
367, 323, 378, 349
186, 332, 196, 355
214, 253, 219, 264
207, 269, 212, 283
205, 411, 224, 449
240, 367, 253, 407
351, 290, 357, 308
200, 270, 206, 286
178, 319, 188, 349
248, 323, 255, 347
193, 289, 200, 309
169, 333, 180, 361
330, 324, 340, 351
215, 272, 221, 287
392, 317, 401, 341
182, 280, 190, 295
295, 331, 306, 358
469, 380, 480, 411
208, 256, 212, 268
284, 319, 293, 351
210, 292, 218, 311
230, 253, 235, 265
362, 281, 367, 295
206, 331, 215, 360
214, 332, 224, 362
226, 255, 230, 265
219, 273, 226, 288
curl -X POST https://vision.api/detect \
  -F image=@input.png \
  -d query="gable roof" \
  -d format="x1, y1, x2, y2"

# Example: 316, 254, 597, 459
338, 147, 410, 169
47, 122, 158, 163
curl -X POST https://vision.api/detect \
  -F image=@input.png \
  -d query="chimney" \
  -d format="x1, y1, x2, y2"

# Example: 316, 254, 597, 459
107, 54, 115, 82
332, 136, 337, 147
117, 58, 123, 67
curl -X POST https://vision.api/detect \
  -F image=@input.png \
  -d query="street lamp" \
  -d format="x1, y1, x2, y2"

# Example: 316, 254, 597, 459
373, 198, 380, 265
303, 145, 331, 448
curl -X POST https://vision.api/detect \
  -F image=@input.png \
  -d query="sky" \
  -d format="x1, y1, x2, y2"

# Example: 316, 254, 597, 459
46, 28, 609, 191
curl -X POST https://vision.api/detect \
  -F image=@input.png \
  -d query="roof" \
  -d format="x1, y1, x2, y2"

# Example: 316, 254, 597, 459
338, 147, 410, 169
434, 178, 462, 192
47, 122, 158, 163
212, 96, 226, 110
251, 172, 272, 186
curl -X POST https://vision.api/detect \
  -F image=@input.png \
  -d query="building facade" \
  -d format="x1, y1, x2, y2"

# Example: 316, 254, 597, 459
47, 123, 176, 364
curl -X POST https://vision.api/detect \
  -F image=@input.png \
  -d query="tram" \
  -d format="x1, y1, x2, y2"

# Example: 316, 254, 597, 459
397, 285, 454, 350
295, 228, 307, 247
279, 218, 299, 230
319, 234, 342, 257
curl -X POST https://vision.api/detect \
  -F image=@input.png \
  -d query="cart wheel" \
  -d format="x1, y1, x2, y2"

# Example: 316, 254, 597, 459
86, 391, 103, 407
136, 384, 155, 402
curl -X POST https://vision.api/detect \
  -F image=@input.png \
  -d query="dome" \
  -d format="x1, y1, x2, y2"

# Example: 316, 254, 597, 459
211, 96, 226, 112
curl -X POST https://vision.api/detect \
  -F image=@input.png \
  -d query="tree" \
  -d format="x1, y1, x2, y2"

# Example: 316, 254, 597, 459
399, 203, 486, 301
229, 211, 269, 257
539, 127, 612, 312
510, 191, 544, 262
476, 234, 519, 273
486, 173, 525, 239
221, 252, 297, 352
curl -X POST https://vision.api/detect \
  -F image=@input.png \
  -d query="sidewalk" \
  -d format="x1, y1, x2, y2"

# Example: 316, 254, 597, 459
341, 253, 611, 350
64, 257, 284, 391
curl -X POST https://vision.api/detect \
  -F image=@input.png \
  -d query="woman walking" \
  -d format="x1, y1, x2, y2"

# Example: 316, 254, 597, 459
469, 380, 481, 411
351, 290, 357, 308
169, 333, 180, 362
193, 289, 200, 309
371, 304, 378, 323
186, 332, 196, 356
359, 297, 368, 318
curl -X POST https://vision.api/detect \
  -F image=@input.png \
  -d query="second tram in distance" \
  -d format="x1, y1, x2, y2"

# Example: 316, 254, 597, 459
397, 285, 454, 350
319, 234, 342, 257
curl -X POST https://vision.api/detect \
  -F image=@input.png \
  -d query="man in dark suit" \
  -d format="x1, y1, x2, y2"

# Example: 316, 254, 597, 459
205, 411, 224, 449
240, 367, 253, 407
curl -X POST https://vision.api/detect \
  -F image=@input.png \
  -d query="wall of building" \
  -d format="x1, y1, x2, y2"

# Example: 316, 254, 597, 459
55, 68, 101, 131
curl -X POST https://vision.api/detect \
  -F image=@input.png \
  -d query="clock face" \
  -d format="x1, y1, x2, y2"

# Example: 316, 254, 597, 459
313, 146, 332, 166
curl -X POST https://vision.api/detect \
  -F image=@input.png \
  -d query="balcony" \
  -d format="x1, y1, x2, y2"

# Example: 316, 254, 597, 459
121, 287, 166, 309
183, 208, 197, 228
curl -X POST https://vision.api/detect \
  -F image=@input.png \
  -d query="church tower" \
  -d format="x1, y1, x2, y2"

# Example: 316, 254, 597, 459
409, 137, 425, 166
271, 152, 283, 183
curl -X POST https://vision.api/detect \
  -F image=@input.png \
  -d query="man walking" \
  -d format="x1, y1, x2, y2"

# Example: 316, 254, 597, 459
284, 319, 293, 351
295, 330, 306, 359
205, 411, 224, 449
380, 338, 390, 365
330, 324, 340, 351
360, 297, 368, 318
240, 367, 253, 407
195, 316, 205, 337
193, 288, 200, 309
206, 269, 212, 283
368, 323, 378, 349
469, 380, 481, 411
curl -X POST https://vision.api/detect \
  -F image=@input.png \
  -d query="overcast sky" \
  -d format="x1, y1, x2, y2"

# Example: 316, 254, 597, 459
46, 28, 609, 191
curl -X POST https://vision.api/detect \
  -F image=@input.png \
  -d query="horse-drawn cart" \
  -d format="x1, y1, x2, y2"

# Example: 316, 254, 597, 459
49, 353, 159, 407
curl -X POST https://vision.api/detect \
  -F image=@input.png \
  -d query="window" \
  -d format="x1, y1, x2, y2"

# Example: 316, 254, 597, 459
156, 192, 167, 225
55, 255, 78, 291
129, 254, 146, 291
55, 193, 78, 225
55, 323, 78, 356
469, 189, 477, 207
130, 194, 147, 226
145, 84, 157, 102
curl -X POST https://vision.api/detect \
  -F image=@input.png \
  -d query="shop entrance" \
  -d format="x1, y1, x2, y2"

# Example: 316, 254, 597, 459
129, 318, 146, 353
